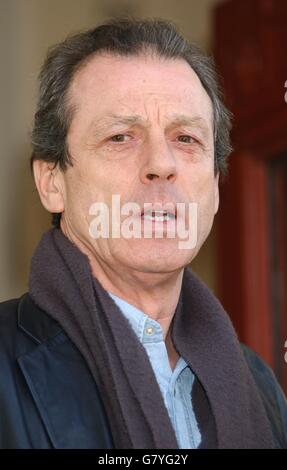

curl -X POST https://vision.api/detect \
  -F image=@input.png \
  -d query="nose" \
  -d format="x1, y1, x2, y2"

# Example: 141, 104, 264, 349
139, 135, 177, 185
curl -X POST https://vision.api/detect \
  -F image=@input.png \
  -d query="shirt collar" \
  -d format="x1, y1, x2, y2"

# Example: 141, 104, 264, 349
108, 292, 164, 344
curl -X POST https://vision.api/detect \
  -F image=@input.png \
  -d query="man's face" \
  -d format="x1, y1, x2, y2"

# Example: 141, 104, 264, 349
59, 53, 219, 274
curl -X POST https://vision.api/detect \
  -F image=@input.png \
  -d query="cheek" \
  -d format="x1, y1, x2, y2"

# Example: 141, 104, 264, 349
187, 171, 217, 228
184, 162, 215, 201
197, 186, 218, 241
199, 179, 217, 216
63, 163, 128, 229
63, 168, 101, 222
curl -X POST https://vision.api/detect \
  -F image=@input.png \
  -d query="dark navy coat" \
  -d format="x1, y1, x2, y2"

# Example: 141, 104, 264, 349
0, 293, 287, 448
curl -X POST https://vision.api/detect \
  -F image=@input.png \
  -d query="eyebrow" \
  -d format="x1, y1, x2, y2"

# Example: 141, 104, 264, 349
165, 113, 211, 135
92, 113, 211, 137
93, 114, 147, 129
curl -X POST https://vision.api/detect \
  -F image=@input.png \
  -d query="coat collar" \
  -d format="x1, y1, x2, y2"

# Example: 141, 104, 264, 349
17, 293, 62, 345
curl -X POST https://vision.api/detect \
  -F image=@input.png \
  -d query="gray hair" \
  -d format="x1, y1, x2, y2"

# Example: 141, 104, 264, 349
31, 17, 232, 226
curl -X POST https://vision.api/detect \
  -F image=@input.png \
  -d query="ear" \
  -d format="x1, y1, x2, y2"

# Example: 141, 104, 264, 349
33, 160, 65, 214
214, 172, 220, 215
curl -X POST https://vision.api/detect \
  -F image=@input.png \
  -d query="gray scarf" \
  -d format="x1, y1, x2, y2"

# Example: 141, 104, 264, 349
29, 228, 275, 448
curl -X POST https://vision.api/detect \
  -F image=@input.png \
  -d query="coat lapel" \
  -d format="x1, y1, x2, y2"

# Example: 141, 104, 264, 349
17, 294, 114, 449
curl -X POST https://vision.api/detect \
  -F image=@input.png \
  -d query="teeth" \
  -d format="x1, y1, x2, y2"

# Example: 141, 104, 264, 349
142, 210, 175, 221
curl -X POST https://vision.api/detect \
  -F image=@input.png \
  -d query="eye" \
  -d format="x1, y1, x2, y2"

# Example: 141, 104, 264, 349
109, 134, 130, 142
176, 135, 197, 144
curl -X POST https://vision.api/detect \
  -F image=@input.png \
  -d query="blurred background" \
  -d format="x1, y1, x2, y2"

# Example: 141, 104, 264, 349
0, 0, 286, 393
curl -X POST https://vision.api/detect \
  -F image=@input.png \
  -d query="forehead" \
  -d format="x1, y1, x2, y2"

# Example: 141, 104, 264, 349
69, 53, 213, 127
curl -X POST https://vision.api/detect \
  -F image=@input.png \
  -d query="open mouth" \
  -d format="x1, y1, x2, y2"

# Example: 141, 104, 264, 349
141, 209, 176, 222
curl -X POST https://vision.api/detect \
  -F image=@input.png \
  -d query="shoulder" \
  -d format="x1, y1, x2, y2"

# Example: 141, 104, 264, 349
241, 343, 286, 400
0, 293, 62, 359
241, 343, 287, 448
0, 297, 19, 326
0, 296, 23, 357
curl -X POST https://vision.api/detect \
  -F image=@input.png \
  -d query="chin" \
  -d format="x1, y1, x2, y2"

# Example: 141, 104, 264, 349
123, 241, 195, 274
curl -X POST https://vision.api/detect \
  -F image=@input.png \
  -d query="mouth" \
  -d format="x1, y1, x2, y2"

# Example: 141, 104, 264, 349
141, 208, 177, 222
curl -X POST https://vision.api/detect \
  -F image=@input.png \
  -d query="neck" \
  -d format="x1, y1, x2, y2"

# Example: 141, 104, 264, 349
92, 254, 183, 338
96, 262, 183, 371
102, 269, 183, 332
60, 223, 184, 368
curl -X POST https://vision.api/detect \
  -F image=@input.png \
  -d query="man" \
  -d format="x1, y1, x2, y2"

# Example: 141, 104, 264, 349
0, 18, 286, 449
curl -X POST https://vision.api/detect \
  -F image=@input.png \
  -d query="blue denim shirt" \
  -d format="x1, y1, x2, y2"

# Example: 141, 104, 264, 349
108, 292, 201, 449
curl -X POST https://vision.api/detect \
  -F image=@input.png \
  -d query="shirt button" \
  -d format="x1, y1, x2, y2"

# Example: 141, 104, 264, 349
145, 326, 154, 335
